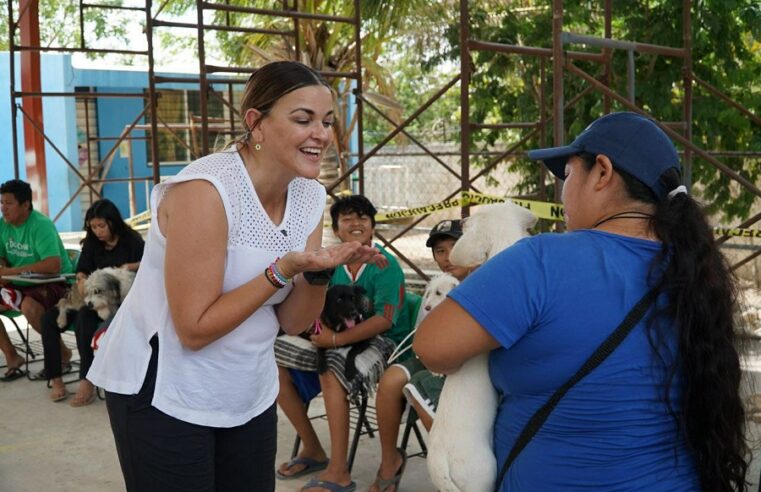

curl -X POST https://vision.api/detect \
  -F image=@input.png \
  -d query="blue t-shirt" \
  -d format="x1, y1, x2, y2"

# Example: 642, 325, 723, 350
449, 230, 698, 491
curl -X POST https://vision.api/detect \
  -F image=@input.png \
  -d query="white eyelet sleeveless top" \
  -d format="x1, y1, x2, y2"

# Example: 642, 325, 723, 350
88, 150, 326, 427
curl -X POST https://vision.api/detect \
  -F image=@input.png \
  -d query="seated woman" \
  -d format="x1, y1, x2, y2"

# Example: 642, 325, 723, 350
274, 195, 412, 492
40, 199, 144, 406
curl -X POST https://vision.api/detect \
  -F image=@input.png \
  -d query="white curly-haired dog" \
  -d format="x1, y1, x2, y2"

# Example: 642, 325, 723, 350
56, 267, 135, 328
427, 201, 537, 492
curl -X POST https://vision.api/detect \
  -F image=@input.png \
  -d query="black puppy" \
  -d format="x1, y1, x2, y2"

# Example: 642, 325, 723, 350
316, 284, 373, 380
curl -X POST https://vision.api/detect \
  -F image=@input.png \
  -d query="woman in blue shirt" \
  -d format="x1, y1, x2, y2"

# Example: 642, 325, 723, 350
415, 112, 748, 491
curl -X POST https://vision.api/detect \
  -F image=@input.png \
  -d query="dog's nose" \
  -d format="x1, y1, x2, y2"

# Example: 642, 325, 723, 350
87, 301, 94, 308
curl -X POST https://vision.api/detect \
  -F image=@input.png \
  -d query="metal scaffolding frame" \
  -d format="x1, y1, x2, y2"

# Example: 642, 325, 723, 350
7, 0, 761, 276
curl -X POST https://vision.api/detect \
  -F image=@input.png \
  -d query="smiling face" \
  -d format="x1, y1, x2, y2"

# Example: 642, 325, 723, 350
251, 85, 335, 180
333, 211, 374, 246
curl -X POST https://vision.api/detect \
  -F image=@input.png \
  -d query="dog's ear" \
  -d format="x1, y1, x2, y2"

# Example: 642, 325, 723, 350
104, 274, 121, 299
352, 285, 367, 297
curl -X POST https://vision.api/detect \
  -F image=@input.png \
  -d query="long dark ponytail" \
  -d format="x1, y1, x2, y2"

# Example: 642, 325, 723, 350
651, 169, 748, 492
580, 153, 749, 491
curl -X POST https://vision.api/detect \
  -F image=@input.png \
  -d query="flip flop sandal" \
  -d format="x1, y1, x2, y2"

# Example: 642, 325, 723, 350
50, 389, 70, 402
371, 448, 407, 492
300, 478, 357, 492
276, 457, 329, 480
0, 367, 26, 382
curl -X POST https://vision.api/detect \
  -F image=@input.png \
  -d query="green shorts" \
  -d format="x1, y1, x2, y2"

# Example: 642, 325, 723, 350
391, 356, 426, 380
402, 366, 445, 421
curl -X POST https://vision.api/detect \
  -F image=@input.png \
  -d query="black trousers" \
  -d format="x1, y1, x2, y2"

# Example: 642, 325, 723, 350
41, 306, 102, 380
105, 337, 278, 492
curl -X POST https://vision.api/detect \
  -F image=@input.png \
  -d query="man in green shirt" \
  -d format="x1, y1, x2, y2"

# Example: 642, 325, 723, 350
0, 179, 73, 381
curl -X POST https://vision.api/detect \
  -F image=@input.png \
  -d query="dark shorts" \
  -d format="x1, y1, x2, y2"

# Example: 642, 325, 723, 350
20, 283, 69, 310
1, 282, 69, 311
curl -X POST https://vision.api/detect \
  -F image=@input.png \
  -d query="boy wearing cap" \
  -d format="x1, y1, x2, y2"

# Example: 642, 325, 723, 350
369, 219, 469, 492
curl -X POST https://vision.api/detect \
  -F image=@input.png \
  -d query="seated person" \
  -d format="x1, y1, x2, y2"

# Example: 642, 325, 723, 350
371, 219, 470, 492
0, 179, 73, 381
274, 195, 411, 492
40, 199, 144, 405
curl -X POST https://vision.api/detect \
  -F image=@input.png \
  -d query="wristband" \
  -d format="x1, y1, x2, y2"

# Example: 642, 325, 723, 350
303, 268, 335, 286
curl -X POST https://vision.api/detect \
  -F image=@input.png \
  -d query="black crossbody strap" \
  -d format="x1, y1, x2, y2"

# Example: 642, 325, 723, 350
494, 289, 658, 491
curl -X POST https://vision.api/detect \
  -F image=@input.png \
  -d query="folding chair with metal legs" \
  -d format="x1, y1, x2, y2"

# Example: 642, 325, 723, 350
400, 407, 428, 458
0, 311, 39, 380
291, 388, 376, 473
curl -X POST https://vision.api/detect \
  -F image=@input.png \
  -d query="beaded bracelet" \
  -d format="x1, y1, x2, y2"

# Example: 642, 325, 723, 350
271, 260, 292, 285
264, 266, 284, 288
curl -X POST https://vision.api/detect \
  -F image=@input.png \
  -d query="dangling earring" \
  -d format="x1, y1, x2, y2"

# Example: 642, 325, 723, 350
254, 143, 261, 151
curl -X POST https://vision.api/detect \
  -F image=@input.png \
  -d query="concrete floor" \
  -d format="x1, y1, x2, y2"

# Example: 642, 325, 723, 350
0, 325, 434, 492
3, 324, 761, 492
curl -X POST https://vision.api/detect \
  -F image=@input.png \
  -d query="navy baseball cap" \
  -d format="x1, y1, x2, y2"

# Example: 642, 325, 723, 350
527, 112, 681, 199
426, 219, 463, 247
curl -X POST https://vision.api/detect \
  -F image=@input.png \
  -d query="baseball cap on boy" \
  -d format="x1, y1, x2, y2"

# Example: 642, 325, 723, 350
527, 112, 681, 200
426, 219, 463, 248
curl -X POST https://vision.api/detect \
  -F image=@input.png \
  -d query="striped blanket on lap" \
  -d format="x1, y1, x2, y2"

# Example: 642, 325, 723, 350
274, 334, 396, 396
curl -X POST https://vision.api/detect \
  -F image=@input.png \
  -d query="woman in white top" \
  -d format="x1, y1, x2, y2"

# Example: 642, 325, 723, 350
87, 61, 384, 492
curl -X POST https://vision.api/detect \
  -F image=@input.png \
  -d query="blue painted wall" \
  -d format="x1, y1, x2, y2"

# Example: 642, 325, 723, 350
1, 53, 213, 231
0, 52, 80, 231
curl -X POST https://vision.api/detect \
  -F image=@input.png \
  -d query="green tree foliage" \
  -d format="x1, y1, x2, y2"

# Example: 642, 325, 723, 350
0, 0, 129, 56
420, 0, 761, 220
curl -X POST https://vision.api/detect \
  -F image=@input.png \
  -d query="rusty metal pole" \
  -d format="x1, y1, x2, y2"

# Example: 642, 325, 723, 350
682, 0, 693, 189
603, 0, 611, 114
19, 0, 48, 214
539, 57, 548, 231
293, 0, 301, 61
353, 0, 364, 195
552, 0, 564, 207
196, 0, 210, 156
146, 0, 161, 184
459, 0, 471, 217
8, 0, 20, 178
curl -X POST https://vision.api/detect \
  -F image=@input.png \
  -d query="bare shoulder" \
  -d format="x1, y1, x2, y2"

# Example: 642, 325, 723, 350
159, 179, 226, 234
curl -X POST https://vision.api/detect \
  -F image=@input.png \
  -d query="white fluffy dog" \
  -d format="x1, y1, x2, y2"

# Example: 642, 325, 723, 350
56, 267, 135, 328
422, 274, 461, 314
427, 201, 537, 492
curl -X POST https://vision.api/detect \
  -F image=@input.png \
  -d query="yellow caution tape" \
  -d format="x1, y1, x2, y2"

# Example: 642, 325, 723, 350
125, 210, 152, 227
375, 191, 564, 222
375, 191, 761, 237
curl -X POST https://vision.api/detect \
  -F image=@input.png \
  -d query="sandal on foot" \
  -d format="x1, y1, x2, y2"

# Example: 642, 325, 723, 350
69, 392, 96, 407
276, 456, 329, 480
371, 449, 407, 492
300, 478, 356, 492
0, 367, 26, 382
50, 389, 70, 402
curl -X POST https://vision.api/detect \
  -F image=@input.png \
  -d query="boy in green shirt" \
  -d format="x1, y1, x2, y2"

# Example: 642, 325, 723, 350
0, 179, 73, 381
276, 195, 410, 490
